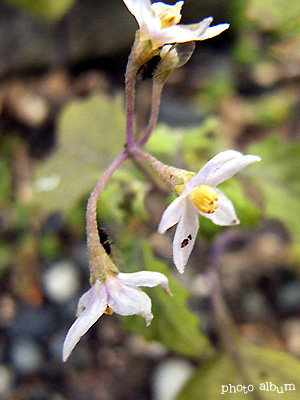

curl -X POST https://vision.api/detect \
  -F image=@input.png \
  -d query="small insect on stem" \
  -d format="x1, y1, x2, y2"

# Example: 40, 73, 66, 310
99, 228, 112, 255
181, 234, 192, 248
138, 54, 162, 80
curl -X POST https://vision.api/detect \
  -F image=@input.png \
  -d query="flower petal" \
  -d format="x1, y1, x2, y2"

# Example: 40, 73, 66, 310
150, 1, 184, 16
118, 271, 170, 294
76, 285, 95, 315
198, 23, 230, 40
182, 150, 243, 195
173, 199, 199, 273
158, 195, 184, 233
106, 276, 153, 325
122, 0, 152, 24
62, 281, 107, 362
151, 17, 213, 47
205, 155, 261, 187
124, 0, 164, 42
199, 189, 240, 226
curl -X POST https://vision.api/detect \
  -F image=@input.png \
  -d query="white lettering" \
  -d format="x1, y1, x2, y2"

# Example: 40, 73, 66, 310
248, 385, 254, 392
221, 385, 228, 394
284, 383, 296, 391
260, 383, 267, 391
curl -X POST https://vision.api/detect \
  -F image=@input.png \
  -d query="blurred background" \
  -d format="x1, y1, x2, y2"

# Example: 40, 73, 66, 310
1, 0, 300, 399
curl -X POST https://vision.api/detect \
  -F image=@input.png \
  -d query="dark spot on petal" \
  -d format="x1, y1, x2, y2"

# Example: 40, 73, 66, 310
181, 239, 189, 248
181, 234, 192, 248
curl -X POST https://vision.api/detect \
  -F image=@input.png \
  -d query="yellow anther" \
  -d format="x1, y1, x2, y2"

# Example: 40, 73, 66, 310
151, 2, 183, 29
188, 185, 218, 214
105, 306, 114, 315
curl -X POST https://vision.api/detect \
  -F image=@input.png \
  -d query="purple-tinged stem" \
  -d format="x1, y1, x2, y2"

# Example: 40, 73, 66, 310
125, 62, 136, 148
137, 80, 163, 148
86, 151, 129, 263
125, 39, 142, 149
125, 36, 157, 149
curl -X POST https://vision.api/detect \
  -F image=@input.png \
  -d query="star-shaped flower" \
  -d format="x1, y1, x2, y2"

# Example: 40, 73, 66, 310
62, 270, 170, 361
158, 150, 261, 273
123, 0, 229, 49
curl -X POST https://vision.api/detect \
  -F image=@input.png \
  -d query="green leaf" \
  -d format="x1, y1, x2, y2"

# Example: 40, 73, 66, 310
177, 342, 300, 399
248, 135, 300, 239
246, 0, 300, 32
0, 157, 11, 208
145, 117, 222, 171
98, 168, 150, 225
3, 0, 77, 21
33, 94, 126, 213
145, 124, 184, 159
197, 177, 261, 240
123, 242, 213, 359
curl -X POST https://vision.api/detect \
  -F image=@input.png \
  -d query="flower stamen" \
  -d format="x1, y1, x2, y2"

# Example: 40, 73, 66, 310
151, 1, 183, 29
189, 184, 218, 214
105, 306, 114, 315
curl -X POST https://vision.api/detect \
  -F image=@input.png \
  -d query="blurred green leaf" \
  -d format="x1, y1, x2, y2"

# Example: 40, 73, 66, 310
145, 117, 222, 171
33, 94, 125, 213
0, 158, 11, 208
99, 168, 150, 224
145, 124, 184, 159
246, 0, 300, 32
0, 242, 12, 275
248, 135, 300, 239
124, 242, 213, 359
177, 342, 300, 400
3, 0, 77, 21
39, 234, 62, 260
181, 118, 223, 171
198, 177, 261, 240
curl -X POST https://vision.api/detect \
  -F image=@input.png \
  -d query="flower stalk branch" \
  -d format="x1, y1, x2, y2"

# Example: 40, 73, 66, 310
125, 35, 157, 148
129, 147, 190, 188
137, 79, 164, 147
86, 151, 129, 279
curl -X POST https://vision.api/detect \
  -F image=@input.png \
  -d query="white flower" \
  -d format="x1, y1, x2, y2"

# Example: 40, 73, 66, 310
158, 150, 261, 273
123, 0, 229, 49
62, 270, 170, 361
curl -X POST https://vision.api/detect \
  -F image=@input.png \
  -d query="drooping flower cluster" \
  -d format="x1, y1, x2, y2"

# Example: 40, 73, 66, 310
62, 1, 261, 362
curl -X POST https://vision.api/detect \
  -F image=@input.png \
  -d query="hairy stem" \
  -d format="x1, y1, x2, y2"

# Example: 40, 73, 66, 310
86, 151, 129, 268
137, 79, 164, 148
130, 147, 189, 188
125, 53, 138, 149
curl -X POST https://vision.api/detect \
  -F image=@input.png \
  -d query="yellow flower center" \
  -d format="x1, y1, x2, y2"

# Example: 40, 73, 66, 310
188, 185, 218, 214
151, 2, 183, 29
